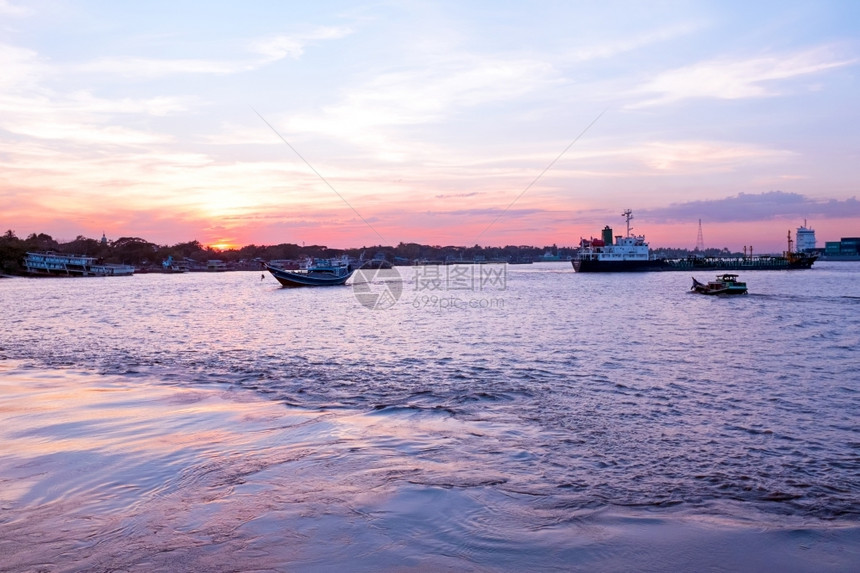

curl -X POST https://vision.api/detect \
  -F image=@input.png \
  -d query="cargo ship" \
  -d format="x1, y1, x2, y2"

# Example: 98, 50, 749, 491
571, 210, 818, 273
572, 210, 667, 272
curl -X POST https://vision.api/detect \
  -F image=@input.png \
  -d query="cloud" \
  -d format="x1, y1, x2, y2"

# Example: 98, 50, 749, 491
630, 46, 857, 107
0, 0, 29, 16
635, 141, 794, 172
435, 192, 481, 199
568, 20, 704, 62
0, 43, 45, 90
422, 207, 546, 219
2, 120, 172, 145
0, 43, 201, 154
78, 26, 353, 78
281, 52, 558, 158
251, 26, 352, 62
643, 191, 860, 223
78, 56, 243, 77
0, 91, 192, 117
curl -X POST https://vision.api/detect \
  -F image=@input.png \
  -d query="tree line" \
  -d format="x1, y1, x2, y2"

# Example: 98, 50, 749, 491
0, 229, 738, 275
0, 230, 580, 274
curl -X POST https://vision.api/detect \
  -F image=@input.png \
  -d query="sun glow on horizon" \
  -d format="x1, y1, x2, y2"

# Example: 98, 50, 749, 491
207, 241, 240, 252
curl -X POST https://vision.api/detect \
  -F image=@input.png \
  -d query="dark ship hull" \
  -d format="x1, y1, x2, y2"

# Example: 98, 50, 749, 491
572, 258, 670, 272
572, 253, 818, 272
266, 264, 354, 287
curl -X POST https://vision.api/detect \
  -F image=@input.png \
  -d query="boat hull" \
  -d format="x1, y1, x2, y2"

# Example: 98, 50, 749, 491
664, 255, 817, 271
266, 264, 354, 287
694, 287, 747, 295
692, 284, 748, 295
572, 258, 670, 272
572, 254, 817, 272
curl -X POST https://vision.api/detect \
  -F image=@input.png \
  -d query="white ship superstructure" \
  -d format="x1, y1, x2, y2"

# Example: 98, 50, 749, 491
796, 221, 816, 252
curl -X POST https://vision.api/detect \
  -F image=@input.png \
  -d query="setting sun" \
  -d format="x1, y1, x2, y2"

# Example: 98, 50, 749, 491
207, 241, 239, 252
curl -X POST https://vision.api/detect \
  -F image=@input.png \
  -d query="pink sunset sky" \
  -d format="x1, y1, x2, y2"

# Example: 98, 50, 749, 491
1, 1, 858, 253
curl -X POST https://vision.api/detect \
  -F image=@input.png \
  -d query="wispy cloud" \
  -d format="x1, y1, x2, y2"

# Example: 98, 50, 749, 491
280, 52, 558, 159
0, 90, 192, 145
568, 21, 704, 62
0, 43, 46, 89
2, 120, 172, 145
251, 26, 352, 62
643, 191, 860, 222
78, 56, 244, 77
78, 26, 353, 78
634, 141, 794, 172
630, 46, 857, 107
435, 192, 482, 199
0, 0, 29, 16
497, 139, 796, 180
0, 91, 192, 116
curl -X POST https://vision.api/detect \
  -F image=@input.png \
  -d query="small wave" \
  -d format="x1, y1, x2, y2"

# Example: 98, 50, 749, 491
369, 403, 456, 416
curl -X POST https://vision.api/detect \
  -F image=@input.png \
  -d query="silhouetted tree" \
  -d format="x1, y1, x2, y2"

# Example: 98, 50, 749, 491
167, 240, 207, 260
111, 237, 157, 265
25, 233, 59, 251
0, 230, 26, 273
62, 235, 105, 257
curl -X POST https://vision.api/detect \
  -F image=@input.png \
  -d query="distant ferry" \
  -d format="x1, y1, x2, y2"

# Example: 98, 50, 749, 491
572, 211, 818, 272
24, 252, 135, 277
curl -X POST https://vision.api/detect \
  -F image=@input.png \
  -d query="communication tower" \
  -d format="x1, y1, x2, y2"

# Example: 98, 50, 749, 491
695, 219, 705, 251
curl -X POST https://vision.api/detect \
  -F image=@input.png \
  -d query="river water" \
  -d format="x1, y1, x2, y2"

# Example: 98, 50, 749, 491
1, 262, 859, 571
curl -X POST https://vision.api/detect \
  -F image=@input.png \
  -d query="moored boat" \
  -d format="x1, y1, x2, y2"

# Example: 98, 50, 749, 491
24, 252, 134, 277
162, 255, 189, 273
691, 274, 748, 295
266, 255, 354, 287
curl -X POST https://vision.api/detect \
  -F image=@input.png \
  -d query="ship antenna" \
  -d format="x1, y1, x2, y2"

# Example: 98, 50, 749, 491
622, 209, 633, 237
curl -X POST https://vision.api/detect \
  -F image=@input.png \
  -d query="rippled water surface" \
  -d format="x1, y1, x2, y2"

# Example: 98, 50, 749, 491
1, 262, 859, 571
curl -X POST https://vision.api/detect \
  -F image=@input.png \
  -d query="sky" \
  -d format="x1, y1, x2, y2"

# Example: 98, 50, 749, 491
1, 0, 859, 252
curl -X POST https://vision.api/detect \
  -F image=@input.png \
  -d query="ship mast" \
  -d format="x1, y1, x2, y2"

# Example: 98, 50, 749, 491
622, 209, 633, 238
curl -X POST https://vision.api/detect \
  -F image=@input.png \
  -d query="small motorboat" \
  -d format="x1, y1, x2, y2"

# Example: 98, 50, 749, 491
691, 273, 747, 295
266, 256, 354, 287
